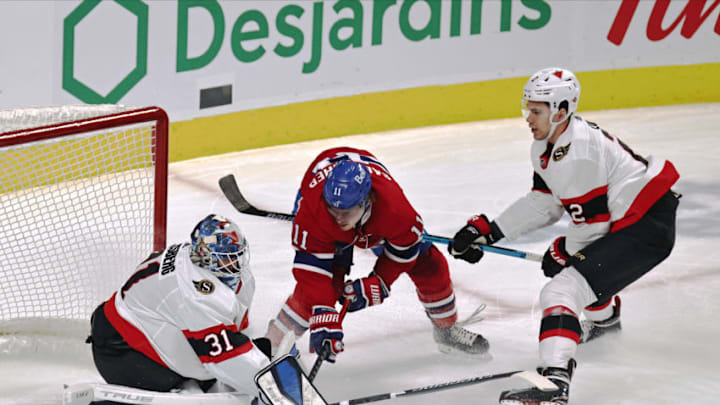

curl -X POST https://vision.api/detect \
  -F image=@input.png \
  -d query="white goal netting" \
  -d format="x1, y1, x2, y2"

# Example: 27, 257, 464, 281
0, 105, 168, 349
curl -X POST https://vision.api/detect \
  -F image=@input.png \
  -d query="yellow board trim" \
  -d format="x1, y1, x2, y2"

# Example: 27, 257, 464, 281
169, 63, 720, 162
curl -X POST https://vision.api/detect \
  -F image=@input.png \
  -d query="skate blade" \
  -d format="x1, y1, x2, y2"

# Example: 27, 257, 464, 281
436, 343, 493, 360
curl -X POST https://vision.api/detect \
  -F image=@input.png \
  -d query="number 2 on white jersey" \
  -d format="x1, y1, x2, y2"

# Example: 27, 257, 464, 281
569, 203, 585, 223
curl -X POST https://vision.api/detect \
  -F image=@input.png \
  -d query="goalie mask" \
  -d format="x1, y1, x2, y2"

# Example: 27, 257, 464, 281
522, 67, 581, 139
190, 214, 250, 291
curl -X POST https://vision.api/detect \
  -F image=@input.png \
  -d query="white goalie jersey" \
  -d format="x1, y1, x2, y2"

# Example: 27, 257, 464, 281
104, 243, 270, 395
495, 115, 679, 254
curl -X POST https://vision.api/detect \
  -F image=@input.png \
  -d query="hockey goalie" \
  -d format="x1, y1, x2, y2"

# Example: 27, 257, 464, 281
64, 214, 327, 405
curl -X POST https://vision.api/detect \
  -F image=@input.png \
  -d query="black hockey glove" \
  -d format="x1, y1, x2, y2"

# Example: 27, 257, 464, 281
252, 337, 272, 360
542, 236, 570, 278
448, 214, 504, 264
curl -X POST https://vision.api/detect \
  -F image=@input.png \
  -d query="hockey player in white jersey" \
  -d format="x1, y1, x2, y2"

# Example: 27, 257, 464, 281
88, 214, 271, 403
448, 68, 679, 405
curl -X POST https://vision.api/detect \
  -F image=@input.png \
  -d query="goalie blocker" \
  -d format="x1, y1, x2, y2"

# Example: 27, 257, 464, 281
255, 354, 328, 405
64, 354, 327, 405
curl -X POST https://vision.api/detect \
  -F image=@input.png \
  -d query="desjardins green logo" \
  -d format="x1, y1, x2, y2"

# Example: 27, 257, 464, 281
63, 0, 148, 104
176, 0, 551, 74
63, 0, 550, 104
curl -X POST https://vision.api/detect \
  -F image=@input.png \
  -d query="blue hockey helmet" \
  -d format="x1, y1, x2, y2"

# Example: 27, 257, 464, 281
190, 214, 250, 289
323, 160, 372, 209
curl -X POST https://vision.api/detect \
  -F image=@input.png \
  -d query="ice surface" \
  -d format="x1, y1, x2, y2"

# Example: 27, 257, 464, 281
2, 103, 719, 405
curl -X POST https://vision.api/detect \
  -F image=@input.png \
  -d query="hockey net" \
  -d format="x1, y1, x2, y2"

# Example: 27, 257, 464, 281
0, 105, 168, 354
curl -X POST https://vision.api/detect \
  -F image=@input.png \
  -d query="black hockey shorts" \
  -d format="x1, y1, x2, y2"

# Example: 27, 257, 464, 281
89, 303, 197, 392
568, 191, 679, 306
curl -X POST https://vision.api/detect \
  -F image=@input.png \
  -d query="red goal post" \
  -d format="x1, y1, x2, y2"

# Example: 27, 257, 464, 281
0, 105, 168, 339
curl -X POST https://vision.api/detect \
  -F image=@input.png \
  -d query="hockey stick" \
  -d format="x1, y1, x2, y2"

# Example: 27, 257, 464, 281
329, 370, 557, 405
219, 174, 295, 222
219, 174, 542, 262
63, 371, 555, 405
308, 299, 351, 381
423, 234, 543, 262
63, 383, 250, 405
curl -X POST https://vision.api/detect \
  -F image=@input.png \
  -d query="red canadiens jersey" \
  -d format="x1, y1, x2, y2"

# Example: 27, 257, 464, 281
291, 147, 426, 306
495, 115, 679, 254
105, 243, 269, 396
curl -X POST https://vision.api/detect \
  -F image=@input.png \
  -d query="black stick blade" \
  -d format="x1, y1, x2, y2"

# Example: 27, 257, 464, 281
219, 174, 253, 213
218, 174, 296, 221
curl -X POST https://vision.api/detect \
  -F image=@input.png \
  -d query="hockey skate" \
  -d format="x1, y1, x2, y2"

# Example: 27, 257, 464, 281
580, 297, 621, 344
433, 324, 489, 356
499, 359, 575, 405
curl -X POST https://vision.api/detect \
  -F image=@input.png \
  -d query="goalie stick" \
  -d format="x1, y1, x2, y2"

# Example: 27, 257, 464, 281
64, 369, 556, 405
218, 174, 542, 262
328, 370, 557, 405
63, 383, 251, 405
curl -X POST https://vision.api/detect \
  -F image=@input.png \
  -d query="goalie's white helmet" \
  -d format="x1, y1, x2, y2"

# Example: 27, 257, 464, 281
522, 68, 581, 135
190, 214, 250, 291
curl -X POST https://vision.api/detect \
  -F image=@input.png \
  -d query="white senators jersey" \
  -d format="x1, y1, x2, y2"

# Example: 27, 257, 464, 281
495, 115, 679, 254
103, 243, 269, 396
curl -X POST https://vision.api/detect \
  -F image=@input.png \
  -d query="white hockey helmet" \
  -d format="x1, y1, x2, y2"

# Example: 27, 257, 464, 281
190, 214, 250, 290
522, 68, 581, 131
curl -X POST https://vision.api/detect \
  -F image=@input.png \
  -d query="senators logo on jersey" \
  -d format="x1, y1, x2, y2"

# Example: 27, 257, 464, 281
553, 143, 571, 161
193, 279, 215, 294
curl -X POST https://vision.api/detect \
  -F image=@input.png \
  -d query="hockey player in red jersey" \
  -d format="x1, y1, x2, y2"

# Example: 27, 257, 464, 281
448, 68, 680, 405
265, 147, 489, 361
88, 214, 271, 402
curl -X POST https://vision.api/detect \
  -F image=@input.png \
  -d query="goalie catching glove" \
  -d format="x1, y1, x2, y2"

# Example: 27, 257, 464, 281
340, 274, 389, 312
448, 214, 504, 263
541, 236, 571, 278
309, 306, 344, 363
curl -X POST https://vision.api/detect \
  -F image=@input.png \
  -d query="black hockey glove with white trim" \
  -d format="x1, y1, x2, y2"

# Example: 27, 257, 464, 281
448, 214, 504, 264
542, 236, 570, 278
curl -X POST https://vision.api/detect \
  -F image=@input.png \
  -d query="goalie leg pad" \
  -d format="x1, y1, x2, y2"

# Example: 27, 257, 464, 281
255, 355, 328, 405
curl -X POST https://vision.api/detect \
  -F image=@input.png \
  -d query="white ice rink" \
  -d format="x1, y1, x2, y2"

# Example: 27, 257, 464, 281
2, 103, 720, 405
